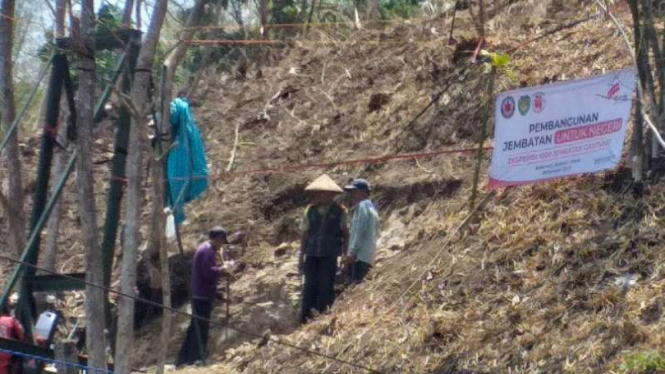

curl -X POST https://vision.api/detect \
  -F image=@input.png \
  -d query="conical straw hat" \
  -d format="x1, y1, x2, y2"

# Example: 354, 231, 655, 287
305, 174, 343, 193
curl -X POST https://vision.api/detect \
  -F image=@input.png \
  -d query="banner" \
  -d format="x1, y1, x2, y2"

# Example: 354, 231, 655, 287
489, 68, 636, 188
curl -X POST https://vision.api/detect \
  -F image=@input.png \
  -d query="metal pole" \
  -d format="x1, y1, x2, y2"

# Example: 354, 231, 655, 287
19, 47, 68, 337
93, 52, 127, 123
0, 56, 53, 155
0, 52, 129, 312
61, 58, 77, 140
101, 38, 139, 293
0, 153, 76, 311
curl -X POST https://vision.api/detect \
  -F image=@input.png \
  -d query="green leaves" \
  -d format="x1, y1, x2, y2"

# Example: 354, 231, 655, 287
489, 52, 511, 67
621, 352, 665, 373
479, 50, 510, 68
480, 49, 516, 80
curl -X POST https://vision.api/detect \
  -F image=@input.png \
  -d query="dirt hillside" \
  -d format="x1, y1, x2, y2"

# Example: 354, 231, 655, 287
4, 0, 664, 373
154, 1, 662, 373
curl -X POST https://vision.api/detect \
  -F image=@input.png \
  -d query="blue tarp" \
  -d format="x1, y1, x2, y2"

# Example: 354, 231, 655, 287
167, 97, 209, 225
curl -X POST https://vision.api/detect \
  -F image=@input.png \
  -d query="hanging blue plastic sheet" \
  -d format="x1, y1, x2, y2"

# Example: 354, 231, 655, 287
167, 97, 209, 225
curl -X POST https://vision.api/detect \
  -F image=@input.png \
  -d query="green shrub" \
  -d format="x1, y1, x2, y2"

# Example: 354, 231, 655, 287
622, 352, 665, 374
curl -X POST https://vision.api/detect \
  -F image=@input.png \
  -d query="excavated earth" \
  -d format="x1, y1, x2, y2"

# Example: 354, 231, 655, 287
4, 0, 665, 373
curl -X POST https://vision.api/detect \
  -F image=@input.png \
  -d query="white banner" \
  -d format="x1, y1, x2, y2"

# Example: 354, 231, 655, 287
489, 68, 636, 188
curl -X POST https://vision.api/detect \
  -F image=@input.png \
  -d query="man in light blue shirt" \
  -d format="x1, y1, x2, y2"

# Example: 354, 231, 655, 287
344, 178, 379, 283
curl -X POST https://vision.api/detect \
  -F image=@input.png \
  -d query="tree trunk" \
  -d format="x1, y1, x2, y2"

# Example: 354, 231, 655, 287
151, 0, 209, 270
146, 6, 209, 370
155, 233, 172, 374
307, 0, 318, 31
153, 69, 171, 374
54, 340, 77, 374
42, 106, 69, 273
11, 7, 32, 67
231, 0, 245, 37
366, 0, 379, 21
187, 1, 224, 99
316, 0, 322, 22
0, 0, 27, 259
298, 0, 308, 23
43, 0, 69, 274
628, 0, 645, 183
469, 66, 495, 208
122, 0, 134, 26
259, 0, 270, 64
114, 0, 169, 373
153, 0, 208, 257
477, 0, 485, 39
163, 0, 210, 132
146, 7, 214, 366
467, 0, 485, 40
55, 0, 66, 38
260, 0, 269, 38
136, 0, 142, 29
642, 0, 664, 157
75, 0, 106, 370
150, 69, 169, 374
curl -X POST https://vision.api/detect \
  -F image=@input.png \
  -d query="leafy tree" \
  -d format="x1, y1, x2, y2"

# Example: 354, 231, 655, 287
380, 0, 420, 19
36, 4, 126, 87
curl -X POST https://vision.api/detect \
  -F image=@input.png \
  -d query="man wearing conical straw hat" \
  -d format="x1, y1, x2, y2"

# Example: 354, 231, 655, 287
298, 174, 349, 324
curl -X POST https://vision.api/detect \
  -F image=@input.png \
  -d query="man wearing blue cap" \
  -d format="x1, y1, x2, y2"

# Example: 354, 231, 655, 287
177, 226, 230, 366
344, 178, 379, 283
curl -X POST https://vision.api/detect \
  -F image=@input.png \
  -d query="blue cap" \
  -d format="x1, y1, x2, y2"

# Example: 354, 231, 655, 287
209, 226, 228, 241
344, 178, 371, 193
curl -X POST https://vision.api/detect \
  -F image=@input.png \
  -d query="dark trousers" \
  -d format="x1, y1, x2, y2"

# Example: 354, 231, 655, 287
176, 298, 212, 366
300, 256, 337, 324
352, 261, 372, 283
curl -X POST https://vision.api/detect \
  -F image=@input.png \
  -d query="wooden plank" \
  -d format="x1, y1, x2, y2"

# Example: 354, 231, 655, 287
25, 274, 86, 292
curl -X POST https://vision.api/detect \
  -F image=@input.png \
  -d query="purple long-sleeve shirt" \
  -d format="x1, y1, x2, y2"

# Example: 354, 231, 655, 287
191, 241, 222, 300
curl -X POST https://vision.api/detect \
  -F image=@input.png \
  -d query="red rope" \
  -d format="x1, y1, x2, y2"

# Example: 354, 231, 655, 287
43, 125, 58, 141
470, 37, 485, 63
183, 39, 443, 46
110, 176, 128, 185
171, 16, 437, 32
212, 146, 493, 180
165, 146, 492, 182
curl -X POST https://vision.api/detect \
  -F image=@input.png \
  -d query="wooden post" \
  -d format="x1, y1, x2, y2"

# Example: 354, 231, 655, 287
469, 66, 496, 209
101, 31, 141, 359
448, 0, 459, 44
225, 278, 230, 340
641, 0, 664, 159
628, 0, 647, 186
54, 340, 77, 374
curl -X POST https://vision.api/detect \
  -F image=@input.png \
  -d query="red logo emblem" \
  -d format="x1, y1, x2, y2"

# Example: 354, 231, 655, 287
501, 96, 515, 119
607, 82, 620, 99
533, 92, 545, 113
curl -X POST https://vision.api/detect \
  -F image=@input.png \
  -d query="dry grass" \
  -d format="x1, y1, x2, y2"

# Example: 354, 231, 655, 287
3, 0, 664, 373
164, 1, 660, 374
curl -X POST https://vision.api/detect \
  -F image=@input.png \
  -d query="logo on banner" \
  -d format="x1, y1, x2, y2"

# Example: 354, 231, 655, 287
533, 92, 545, 113
599, 76, 632, 101
501, 96, 515, 118
518, 96, 531, 115
607, 81, 620, 99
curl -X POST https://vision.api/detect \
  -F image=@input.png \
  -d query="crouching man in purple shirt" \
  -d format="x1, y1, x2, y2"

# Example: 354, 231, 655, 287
176, 226, 230, 367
